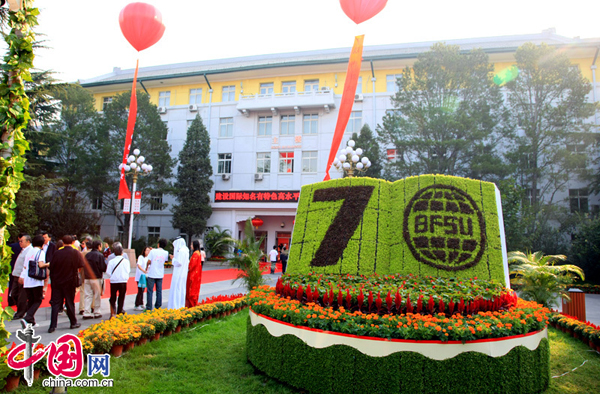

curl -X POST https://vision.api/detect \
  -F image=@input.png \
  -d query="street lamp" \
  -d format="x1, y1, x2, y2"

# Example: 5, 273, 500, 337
118, 148, 152, 249
332, 139, 371, 178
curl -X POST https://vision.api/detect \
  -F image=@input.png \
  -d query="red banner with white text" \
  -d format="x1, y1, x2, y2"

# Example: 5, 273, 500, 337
118, 59, 140, 200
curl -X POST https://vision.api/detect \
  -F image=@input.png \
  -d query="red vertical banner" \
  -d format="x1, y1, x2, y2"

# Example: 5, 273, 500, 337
118, 59, 140, 200
133, 191, 142, 214
324, 35, 364, 181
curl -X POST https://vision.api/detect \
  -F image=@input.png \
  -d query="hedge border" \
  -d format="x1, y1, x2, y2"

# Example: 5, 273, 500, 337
247, 318, 550, 394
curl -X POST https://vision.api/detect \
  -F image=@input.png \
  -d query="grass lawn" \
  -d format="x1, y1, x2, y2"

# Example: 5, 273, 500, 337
12, 310, 600, 393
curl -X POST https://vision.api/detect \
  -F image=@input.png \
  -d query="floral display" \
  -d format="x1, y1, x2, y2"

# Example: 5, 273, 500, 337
277, 273, 517, 316
549, 313, 600, 349
78, 295, 247, 355
250, 285, 548, 342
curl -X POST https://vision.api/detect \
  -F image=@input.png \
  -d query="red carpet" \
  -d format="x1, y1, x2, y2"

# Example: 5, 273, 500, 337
2, 264, 281, 310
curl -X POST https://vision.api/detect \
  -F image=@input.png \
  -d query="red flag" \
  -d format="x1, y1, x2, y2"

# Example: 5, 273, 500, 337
118, 59, 139, 200
324, 35, 364, 181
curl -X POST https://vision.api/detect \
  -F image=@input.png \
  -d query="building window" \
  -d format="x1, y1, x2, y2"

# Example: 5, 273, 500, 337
302, 151, 317, 173
279, 152, 294, 173
304, 79, 319, 92
257, 152, 271, 173
150, 193, 163, 211
346, 111, 362, 134
569, 188, 588, 213
282, 81, 296, 94
567, 144, 586, 169
222, 85, 235, 102
158, 91, 170, 107
280, 115, 295, 135
303, 114, 318, 134
102, 97, 113, 111
386, 74, 403, 93
356, 77, 362, 94
218, 153, 232, 174
148, 226, 160, 242
189, 88, 202, 104
260, 83, 274, 95
258, 116, 272, 136
524, 188, 540, 206
91, 195, 102, 210
219, 117, 233, 138
387, 149, 398, 161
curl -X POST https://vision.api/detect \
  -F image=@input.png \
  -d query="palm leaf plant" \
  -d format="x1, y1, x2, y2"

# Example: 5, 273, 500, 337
204, 225, 233, 258
228, 219, 266, 292
508, 250, 585, 307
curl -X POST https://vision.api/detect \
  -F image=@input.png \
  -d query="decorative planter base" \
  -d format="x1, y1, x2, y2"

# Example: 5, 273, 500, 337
247, 313, 550, 394
154, 333, 161, 341
34, 369, 41, 380
175, 325, 182, 333
164, 330, 172, 337
110, 344, 124, 357
124, 341, 135, 352
3, 376, 20, 392
137, 338, 148, 346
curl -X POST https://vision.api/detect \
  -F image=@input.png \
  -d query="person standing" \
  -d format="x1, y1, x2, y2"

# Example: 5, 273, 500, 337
18, 235, 46, 327
168, 238, 189, 309
186, 241, 203, 308
41, 231, 56, 266
145, 238, 169, 311
106, 243, 130, 317
269, 245, 278, 275
200, 247, 206, 267
42, 235, 83, 333
134, 247, 151, 311
82, 240, 107, 319
280, 244, 289, 274
11, 235, 32, 320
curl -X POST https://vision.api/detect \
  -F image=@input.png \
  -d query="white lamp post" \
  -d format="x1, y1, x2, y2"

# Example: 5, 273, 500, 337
332, 140, 371, 178
119, 149, 152, 249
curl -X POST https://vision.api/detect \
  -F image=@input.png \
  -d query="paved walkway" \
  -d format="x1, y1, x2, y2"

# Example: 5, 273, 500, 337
5, 262, 280, 346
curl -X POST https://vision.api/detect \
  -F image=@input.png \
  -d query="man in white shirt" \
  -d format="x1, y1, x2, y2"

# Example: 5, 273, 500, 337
145, 238, 169, 310
269, 245, 278, 275
12, 235, 32, 319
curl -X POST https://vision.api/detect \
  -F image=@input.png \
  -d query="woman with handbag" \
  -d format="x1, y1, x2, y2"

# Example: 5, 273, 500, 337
18, 235, 47, 327
134, 246, 150, 311
106, 243, 131, 317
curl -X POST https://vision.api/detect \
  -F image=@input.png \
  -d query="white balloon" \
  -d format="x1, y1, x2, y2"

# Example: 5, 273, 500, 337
340, 148, 347, 155
124, 165, 131, 171
339, 154, 347, 162
346, 148, 354, 156
127, 155, 135, 163
366, 161, 371, 168
137, 156, 145, 163
348, 140, 355, 147
351, 155, 359, 163
148, 165, 153, 172
356, 162, 364, 169
133, 148, 140, 156
130, 162, 137, 169
342, 162, 351, 169
361, 157, 369, 164
355, 148, 363, 155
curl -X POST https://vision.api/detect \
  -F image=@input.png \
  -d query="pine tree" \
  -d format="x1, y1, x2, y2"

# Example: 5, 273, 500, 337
351, 124, 383, 178
171, 114, 214, 239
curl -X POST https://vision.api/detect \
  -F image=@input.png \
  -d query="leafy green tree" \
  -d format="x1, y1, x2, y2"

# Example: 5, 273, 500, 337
229, 219, 266, 291
377, 43, 512, 181
204, 225, 233, 258
504, 43, 596, 208
351, 124, 383, 178
570, 216, 600, 283
508, 250, 584, 307
171, 114, 213, 239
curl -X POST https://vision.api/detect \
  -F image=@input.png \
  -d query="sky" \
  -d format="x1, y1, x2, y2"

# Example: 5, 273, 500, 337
28, 0, 600, 83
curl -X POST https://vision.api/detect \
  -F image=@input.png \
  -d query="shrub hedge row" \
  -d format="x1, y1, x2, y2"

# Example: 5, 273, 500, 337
247, 318, 550, 394
289, 175, 504, 282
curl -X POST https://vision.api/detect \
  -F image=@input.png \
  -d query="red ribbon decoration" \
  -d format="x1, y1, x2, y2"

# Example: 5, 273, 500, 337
117, 59, 139, 200
323, 35, 365, 181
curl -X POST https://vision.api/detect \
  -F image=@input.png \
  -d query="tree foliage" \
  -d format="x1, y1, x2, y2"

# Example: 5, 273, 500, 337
570, 216, 600, 283
351, 124, 383, 178
204, 225, 233, 258
171, 114, 213, 239
228, 219, 266, 291
377, 43, 512, 181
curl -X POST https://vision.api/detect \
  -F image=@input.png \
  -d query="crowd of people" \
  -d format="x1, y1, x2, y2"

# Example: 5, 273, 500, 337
8, 233, 206, 333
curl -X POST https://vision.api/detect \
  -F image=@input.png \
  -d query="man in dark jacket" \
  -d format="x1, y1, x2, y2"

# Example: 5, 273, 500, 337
82, 240, 107, 319
42, 235, 84, 333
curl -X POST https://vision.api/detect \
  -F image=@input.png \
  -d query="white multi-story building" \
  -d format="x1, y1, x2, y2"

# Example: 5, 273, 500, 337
80, 29, 600, 249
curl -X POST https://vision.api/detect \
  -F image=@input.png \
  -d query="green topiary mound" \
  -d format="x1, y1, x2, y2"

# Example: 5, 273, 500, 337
247, 320, 550, 394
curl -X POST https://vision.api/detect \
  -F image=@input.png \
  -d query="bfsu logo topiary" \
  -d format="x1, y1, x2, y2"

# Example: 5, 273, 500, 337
403, 184, 486, 271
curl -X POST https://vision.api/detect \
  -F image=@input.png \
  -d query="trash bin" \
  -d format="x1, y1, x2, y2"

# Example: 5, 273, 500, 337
562, 288, 586, 321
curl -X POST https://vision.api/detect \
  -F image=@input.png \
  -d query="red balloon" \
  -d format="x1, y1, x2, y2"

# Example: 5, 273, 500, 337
339, 0, 388, 25
119, 2, 165, 52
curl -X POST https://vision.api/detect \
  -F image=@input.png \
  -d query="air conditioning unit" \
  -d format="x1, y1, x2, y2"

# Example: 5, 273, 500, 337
158, 106, 167, 114
354, 94, 364, 102
188, 104, 198, 112
254, 173, 264, 181
221, 174, 231, 181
